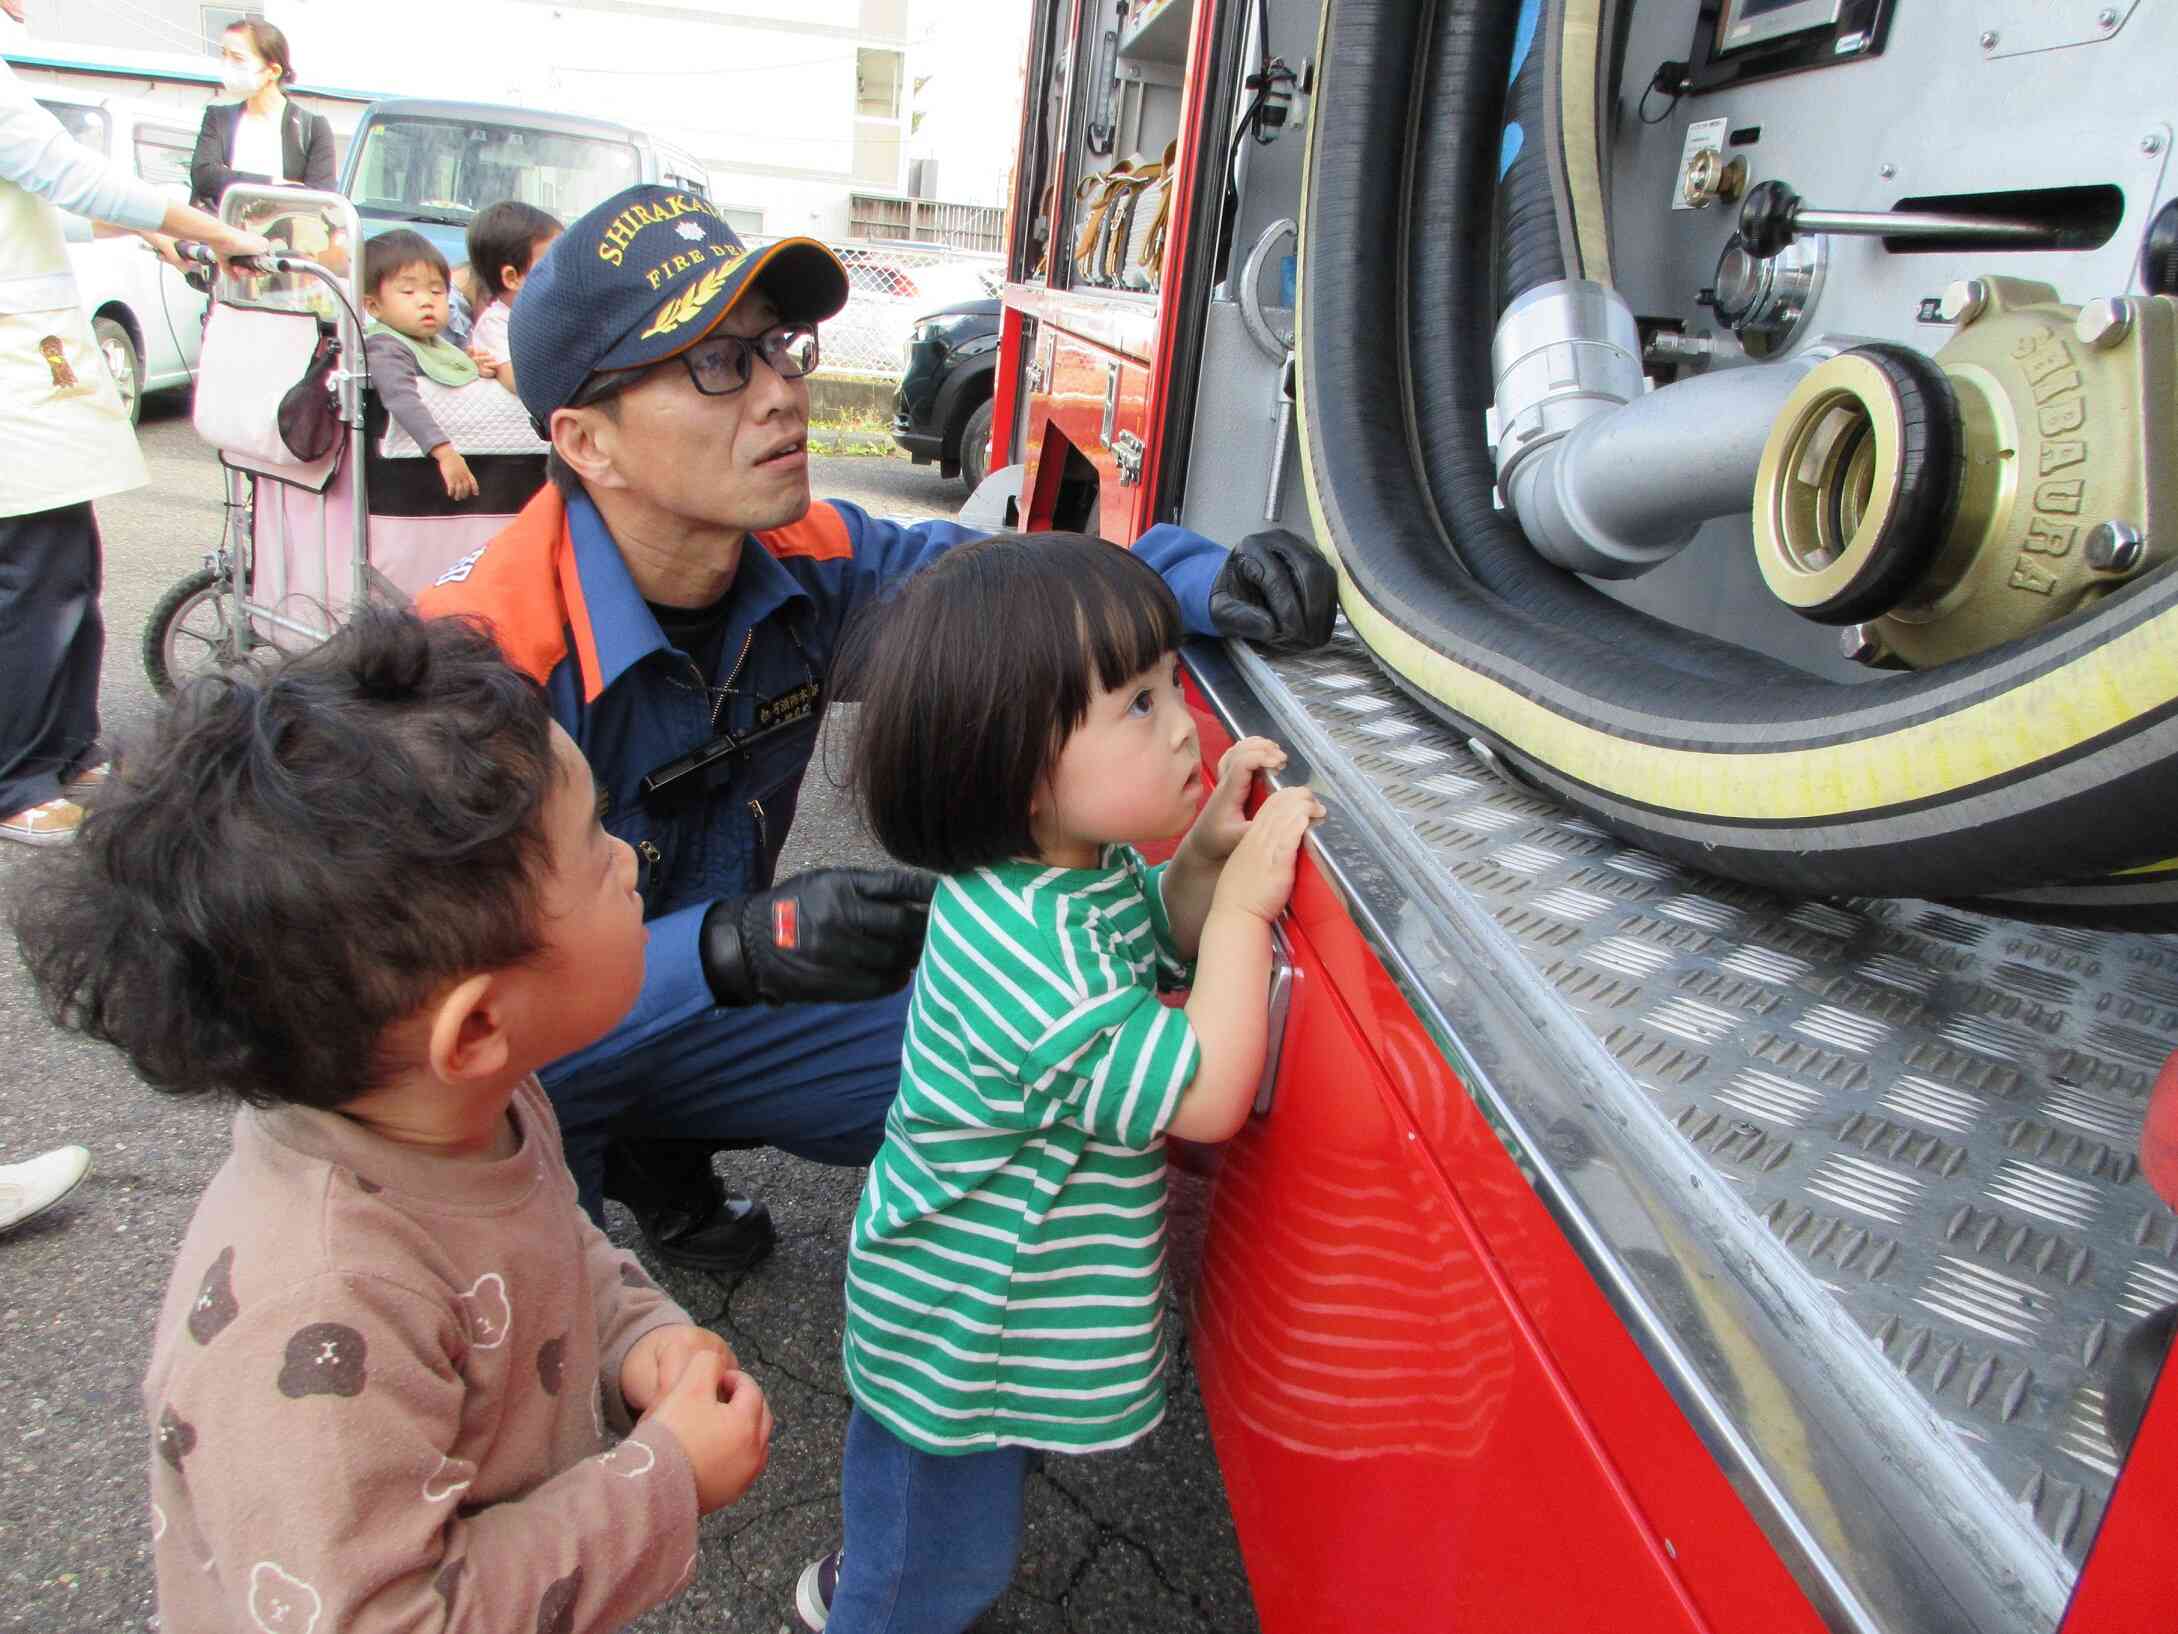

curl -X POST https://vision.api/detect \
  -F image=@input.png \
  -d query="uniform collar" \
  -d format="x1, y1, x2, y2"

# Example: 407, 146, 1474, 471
563, 491, 813, 699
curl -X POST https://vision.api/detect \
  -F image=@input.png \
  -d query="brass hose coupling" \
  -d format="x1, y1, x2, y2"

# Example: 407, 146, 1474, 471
1750, 278, 2177, 667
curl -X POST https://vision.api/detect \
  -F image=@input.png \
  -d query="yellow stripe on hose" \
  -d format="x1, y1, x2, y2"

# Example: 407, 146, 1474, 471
1558, 0, 1611, 286
1306, 541, 2178, 819
1293, 413, 2178, 821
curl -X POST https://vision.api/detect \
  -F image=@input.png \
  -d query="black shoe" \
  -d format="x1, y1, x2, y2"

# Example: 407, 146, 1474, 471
601, 1138, 778, 1274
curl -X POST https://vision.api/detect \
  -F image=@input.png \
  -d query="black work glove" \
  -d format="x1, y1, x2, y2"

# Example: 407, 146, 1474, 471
700, 866, 936, 1007
1208, 528, 1339, 653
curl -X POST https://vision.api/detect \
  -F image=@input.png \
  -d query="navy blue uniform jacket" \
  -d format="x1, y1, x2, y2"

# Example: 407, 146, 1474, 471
420, 486, 1230, 1084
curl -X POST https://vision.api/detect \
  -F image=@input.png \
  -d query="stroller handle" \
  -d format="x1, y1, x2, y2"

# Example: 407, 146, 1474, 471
180, 242, 287, 277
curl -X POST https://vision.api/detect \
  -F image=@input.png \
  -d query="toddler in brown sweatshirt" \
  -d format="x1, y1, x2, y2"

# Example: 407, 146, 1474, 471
14, 607, 773, 1634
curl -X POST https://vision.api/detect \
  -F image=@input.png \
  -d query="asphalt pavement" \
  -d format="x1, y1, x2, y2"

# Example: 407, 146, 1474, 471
0, 402, 1258, 1634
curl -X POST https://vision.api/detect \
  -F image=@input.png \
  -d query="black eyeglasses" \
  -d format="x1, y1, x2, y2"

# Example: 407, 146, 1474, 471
562, 325, 821, 426
679, 324, 821, 396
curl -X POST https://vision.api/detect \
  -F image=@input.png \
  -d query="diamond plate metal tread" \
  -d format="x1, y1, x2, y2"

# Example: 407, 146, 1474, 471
1266, 632, 2178, 1569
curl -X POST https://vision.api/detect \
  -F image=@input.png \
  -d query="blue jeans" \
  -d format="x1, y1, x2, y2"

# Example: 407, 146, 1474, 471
827, 1406, 1033, 1634
540, 988, 911, 1223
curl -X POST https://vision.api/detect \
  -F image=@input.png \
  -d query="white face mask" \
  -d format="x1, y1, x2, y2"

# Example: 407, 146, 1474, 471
221, 60, 265, 98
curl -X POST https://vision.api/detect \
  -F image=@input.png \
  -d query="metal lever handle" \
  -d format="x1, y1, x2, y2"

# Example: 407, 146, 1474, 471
1252, 923, 1299, 1117
1738, 179, 2047, 261
1263, 354, 1296, 523
1238, 217, 1298, 360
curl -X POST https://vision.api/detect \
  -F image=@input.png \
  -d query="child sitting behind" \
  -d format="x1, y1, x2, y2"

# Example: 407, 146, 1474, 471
464, 200, 561, 395
14, 608, 772, 1634
798, 533, 1322, 1633
362, 228, 482, 502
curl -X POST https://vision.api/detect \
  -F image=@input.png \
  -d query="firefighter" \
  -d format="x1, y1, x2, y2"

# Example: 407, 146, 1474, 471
420, 184, 1336, 1273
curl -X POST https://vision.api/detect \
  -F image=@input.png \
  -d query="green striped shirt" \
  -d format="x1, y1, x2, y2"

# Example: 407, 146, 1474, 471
843, 846, 1199, 1455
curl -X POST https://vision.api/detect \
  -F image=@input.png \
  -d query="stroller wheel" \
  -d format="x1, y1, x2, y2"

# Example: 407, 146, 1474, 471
143, 566, 246, 697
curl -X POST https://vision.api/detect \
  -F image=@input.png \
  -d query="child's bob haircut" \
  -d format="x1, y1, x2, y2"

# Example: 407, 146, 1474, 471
847, 532, 1182, 874
12, 607, 558, 1112
363, 227, 449, 299
466, 201, 562, 300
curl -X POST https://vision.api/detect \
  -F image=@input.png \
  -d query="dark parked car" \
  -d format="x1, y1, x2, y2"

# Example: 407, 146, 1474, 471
893, 297, 1001, 492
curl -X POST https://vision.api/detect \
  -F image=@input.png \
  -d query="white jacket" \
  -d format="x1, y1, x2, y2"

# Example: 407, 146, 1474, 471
0, 57, 164, 516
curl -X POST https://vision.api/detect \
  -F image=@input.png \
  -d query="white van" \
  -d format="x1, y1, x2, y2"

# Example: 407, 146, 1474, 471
36, 89, 209, 423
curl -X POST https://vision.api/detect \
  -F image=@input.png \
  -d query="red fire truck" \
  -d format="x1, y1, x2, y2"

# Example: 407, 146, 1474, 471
966, 1, 2178, 1629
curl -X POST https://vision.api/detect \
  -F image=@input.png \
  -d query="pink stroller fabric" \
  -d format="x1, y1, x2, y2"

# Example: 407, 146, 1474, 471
194, 300, 542, 650
250, 456, 515, 647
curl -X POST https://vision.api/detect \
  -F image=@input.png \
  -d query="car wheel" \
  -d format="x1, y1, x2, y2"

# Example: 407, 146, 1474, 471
958, 396, 996, 495
92, 315, 143, 426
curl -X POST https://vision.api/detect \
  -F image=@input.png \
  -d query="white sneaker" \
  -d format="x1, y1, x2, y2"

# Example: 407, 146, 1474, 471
0, 1146, 92, 1233
792, 1549, 840, 1631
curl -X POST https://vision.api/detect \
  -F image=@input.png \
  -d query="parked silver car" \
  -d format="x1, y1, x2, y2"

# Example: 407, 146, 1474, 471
37, 89, 210, 423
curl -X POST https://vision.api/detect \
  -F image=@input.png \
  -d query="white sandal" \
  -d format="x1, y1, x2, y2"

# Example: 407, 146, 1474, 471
0, 797, 84, 847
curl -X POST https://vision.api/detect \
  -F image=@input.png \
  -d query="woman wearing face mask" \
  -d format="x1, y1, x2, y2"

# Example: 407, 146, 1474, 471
188, 17, 333, 212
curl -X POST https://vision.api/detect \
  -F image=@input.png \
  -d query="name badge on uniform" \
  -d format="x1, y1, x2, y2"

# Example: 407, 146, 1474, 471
755, 678, 823, 730
637, 677, 826, 810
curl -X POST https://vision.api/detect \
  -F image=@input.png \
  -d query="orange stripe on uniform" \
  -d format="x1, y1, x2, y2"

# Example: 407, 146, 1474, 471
761, 501, 853, 562
417, 487, 578, 689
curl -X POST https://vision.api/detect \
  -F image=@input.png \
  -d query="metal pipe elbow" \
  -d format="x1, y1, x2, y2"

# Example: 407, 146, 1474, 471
1489, 278, 1822, 579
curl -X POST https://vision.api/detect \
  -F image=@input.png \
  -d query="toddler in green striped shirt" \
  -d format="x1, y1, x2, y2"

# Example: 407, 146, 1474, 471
792, 532, 1322, 1633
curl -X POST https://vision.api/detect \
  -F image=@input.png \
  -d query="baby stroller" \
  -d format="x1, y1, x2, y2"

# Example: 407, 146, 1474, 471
145, 184, 547, 693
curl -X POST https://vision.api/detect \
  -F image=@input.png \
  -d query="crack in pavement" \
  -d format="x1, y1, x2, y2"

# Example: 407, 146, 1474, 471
719, 1487, 840, 1589
705, 1269, 854, 1402
1034, 1464, 1224, 1631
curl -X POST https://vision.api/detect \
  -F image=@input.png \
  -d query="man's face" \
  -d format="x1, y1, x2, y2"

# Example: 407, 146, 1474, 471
590, 291, 813, 536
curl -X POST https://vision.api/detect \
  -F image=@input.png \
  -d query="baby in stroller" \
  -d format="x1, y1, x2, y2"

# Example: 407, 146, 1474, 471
361, 229, 485, 501
152, 190, 550, 696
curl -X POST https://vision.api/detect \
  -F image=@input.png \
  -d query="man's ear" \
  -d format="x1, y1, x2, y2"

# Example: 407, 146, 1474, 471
549, 404, 627, 493
424, 972, 511, 1086
500, 263, 523, 297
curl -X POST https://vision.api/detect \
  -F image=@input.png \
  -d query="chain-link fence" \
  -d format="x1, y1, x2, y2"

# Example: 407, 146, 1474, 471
760, 240, 1004, 379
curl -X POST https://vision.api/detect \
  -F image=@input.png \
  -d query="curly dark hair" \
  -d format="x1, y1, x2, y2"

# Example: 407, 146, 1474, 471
12, 607, 558, 1111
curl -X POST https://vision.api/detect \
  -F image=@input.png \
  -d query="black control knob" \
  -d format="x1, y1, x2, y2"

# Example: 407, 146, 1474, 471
1738, 179, 1801, 260
2142, 198, 2178, 298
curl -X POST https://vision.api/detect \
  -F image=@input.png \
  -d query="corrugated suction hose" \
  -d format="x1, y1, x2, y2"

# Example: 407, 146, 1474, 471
1294, 0, 2178, 926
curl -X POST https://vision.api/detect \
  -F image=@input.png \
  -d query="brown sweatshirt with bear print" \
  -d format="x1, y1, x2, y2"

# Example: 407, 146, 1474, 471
142, 1077, 700, 1634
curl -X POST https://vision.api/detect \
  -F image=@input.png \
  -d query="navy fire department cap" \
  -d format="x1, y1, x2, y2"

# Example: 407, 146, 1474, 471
508, 184, 850, 430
